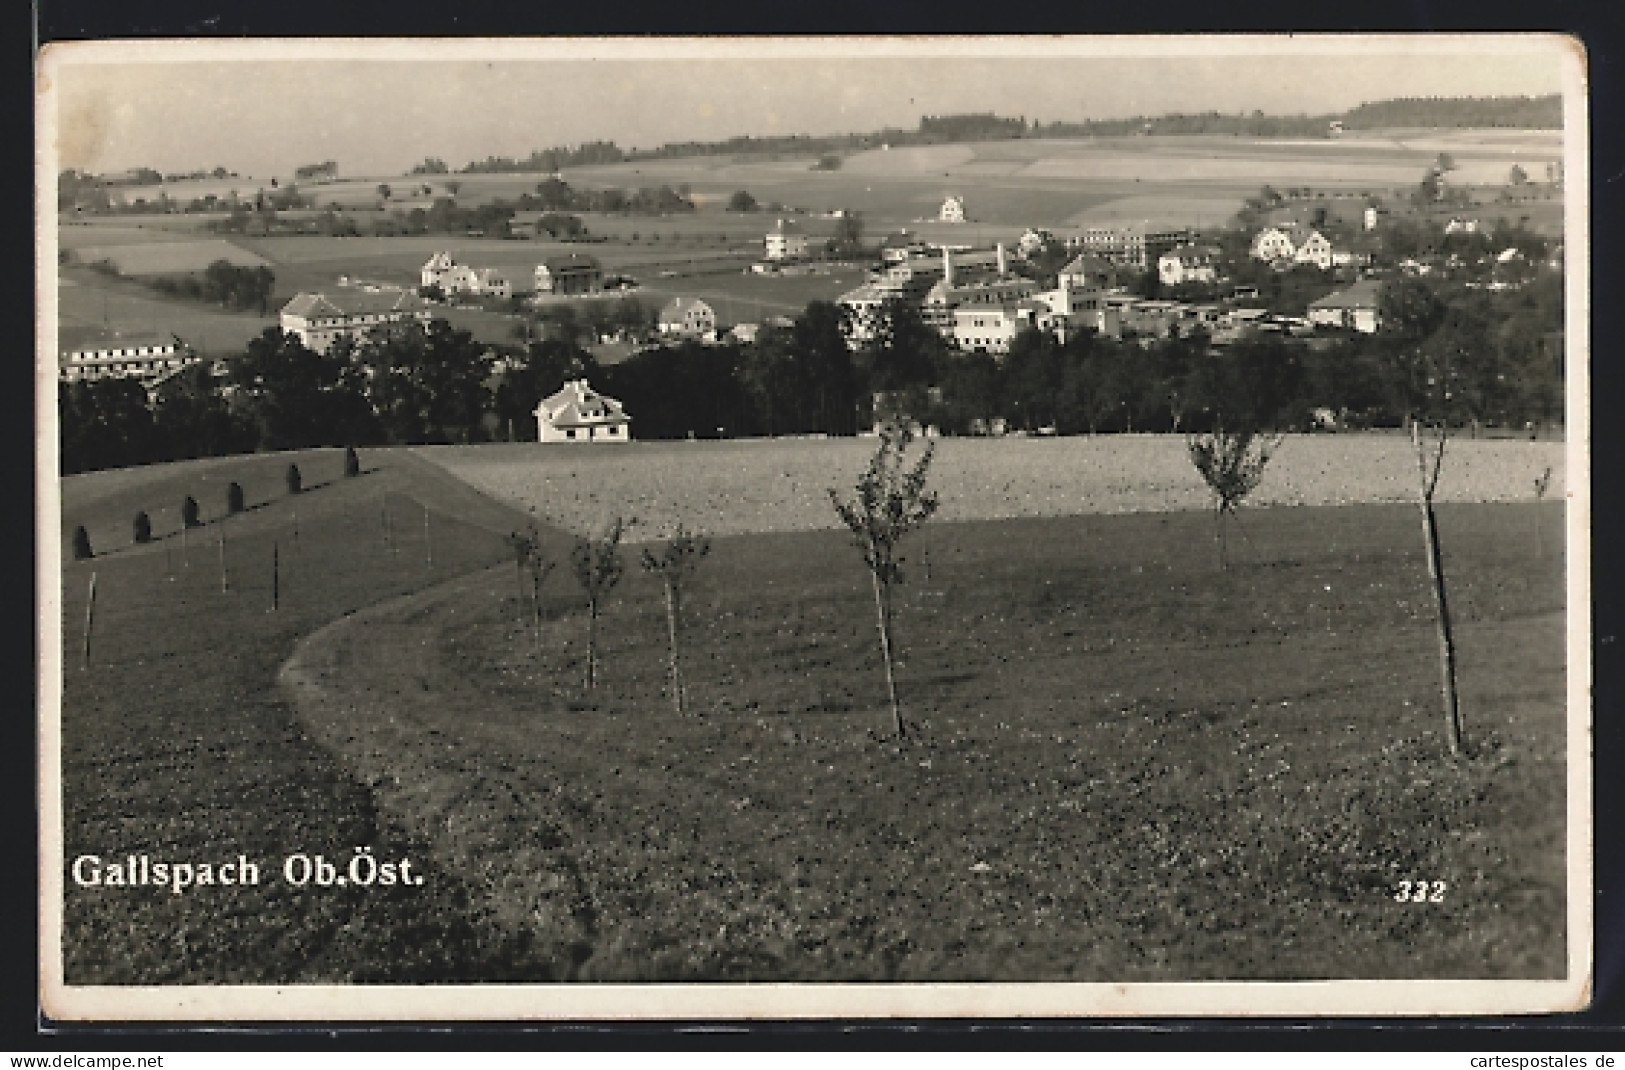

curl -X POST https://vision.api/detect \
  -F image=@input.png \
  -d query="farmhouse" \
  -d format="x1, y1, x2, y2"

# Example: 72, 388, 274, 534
421, 251, 459, 289
939, 196, 966, 223
1307, 278, 1385, 333
535, 379, 632, 443
658, 297, 717, 341
1058, 253, 1124, 291
764, 218, 809, 261
1250, 225, 1301, 262
59, 330, 196, 386
279, 288, 432, 353
1157, 244, 1221, 286
534, 253, 604, 295
1292, 230, 1337, 270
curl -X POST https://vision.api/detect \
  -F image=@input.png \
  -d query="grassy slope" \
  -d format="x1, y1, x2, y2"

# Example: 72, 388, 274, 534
282, 499, 1568, 982
57, 447, 580, 983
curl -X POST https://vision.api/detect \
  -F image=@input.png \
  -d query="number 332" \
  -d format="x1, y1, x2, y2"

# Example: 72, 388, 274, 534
1394, 880, 1447, 902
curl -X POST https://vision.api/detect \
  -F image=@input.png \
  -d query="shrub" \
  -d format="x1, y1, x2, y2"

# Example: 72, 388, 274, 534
344, 447, 360, 478
227, 482, 245, 514
72, 526, 92, 560
285, 463, 303, 495
132, 511, 152, 544
1186, 429, 1281, 570
182, 495, 201, 528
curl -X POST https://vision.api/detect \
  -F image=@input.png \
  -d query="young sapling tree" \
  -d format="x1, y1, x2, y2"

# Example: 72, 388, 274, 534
640, 525, 711, 715
227, 481, 245, 514
570, 518, 626, 690
344, 446, 361, 478
828, 423, 940, 740
132, 511, 152, 544
1412, 417, 1463, 755
285, 463, 303, 495
72, 525, 93, 561
181, 495, 201, 529
1186, 428, 1281, 570
505, 525, 555, 657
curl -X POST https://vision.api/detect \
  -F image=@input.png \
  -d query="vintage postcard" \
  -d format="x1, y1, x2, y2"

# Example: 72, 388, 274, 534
37, 34, 1590, 1021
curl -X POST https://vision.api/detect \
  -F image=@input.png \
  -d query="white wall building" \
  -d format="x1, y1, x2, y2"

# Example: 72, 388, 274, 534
279, 289, 432, 353
764, 218, 809, 261
658, 297, 717, 340
536, 379, 632, 443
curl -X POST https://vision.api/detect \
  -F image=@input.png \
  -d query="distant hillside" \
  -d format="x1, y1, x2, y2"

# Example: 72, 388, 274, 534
457, 96, 1564, 173
1338, 95, 1562, 130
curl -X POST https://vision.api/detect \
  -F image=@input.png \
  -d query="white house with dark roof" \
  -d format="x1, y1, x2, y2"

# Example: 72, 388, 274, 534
535, 379, 632, 443
279, 289, 431, 353
1308, 278, 1385, 333
939, 196, 966, 223
658, 297, 716, 340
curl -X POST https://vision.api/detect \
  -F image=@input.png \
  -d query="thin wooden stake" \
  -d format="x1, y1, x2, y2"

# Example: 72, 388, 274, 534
180, 521, 189, 567
218, 526, 229, 593
81, 572, 97, 670
271, 540, 280, 611
424, 503, 433, 567
871, 570, 903, 739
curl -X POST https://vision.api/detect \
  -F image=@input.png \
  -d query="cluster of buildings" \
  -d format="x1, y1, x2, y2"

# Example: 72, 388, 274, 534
1248, 223, 1368, 270
419, 251, 605, 299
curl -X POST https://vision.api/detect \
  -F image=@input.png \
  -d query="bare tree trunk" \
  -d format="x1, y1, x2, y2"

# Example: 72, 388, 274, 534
664, 579, 682, 714
1413, 421, 1463, 755
1418, 495, 1463, 754
1213, 502, 1228, 571
870, 571, 902, 739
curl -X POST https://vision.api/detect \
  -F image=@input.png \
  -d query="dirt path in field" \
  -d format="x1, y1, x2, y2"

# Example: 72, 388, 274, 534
277, 565, 603, 978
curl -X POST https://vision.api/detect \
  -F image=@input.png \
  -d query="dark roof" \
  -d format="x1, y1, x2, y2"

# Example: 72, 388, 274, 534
537, 253, 601, 273
281, 289, 426, 319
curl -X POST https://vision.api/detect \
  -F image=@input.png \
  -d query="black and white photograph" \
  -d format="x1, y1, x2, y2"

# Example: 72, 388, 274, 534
36, 35, 1590, 1021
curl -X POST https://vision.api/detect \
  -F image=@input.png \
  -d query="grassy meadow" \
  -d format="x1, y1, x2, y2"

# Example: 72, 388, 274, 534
53, 436, 1570, 983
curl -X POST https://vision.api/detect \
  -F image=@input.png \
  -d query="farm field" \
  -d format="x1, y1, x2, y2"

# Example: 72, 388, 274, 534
419, 434, 1567, 541
67, 238, 272, 275
54, 129, 1567, 349
55, 441, 1569, 983
55, 265, 276, 354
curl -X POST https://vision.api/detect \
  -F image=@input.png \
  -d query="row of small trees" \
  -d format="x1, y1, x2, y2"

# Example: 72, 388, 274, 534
72, 448, 360, 561
503, 422, 1475, 760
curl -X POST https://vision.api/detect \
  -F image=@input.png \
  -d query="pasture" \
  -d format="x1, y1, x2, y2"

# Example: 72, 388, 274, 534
53, 436, 1571, 984
67, 238, 272, 276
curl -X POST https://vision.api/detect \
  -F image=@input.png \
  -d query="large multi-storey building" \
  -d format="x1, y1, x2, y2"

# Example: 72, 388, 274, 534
59, 330, 197, 386
279, 288, 432, 354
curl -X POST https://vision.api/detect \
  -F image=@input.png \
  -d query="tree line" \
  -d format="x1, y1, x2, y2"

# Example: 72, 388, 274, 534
59, 271, 1561, 476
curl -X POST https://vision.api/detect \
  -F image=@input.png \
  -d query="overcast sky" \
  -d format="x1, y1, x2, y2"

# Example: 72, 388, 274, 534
45, 37, 1573, 179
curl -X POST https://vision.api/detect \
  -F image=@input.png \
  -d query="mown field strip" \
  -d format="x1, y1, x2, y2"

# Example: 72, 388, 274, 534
419, 435, 1566, 540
